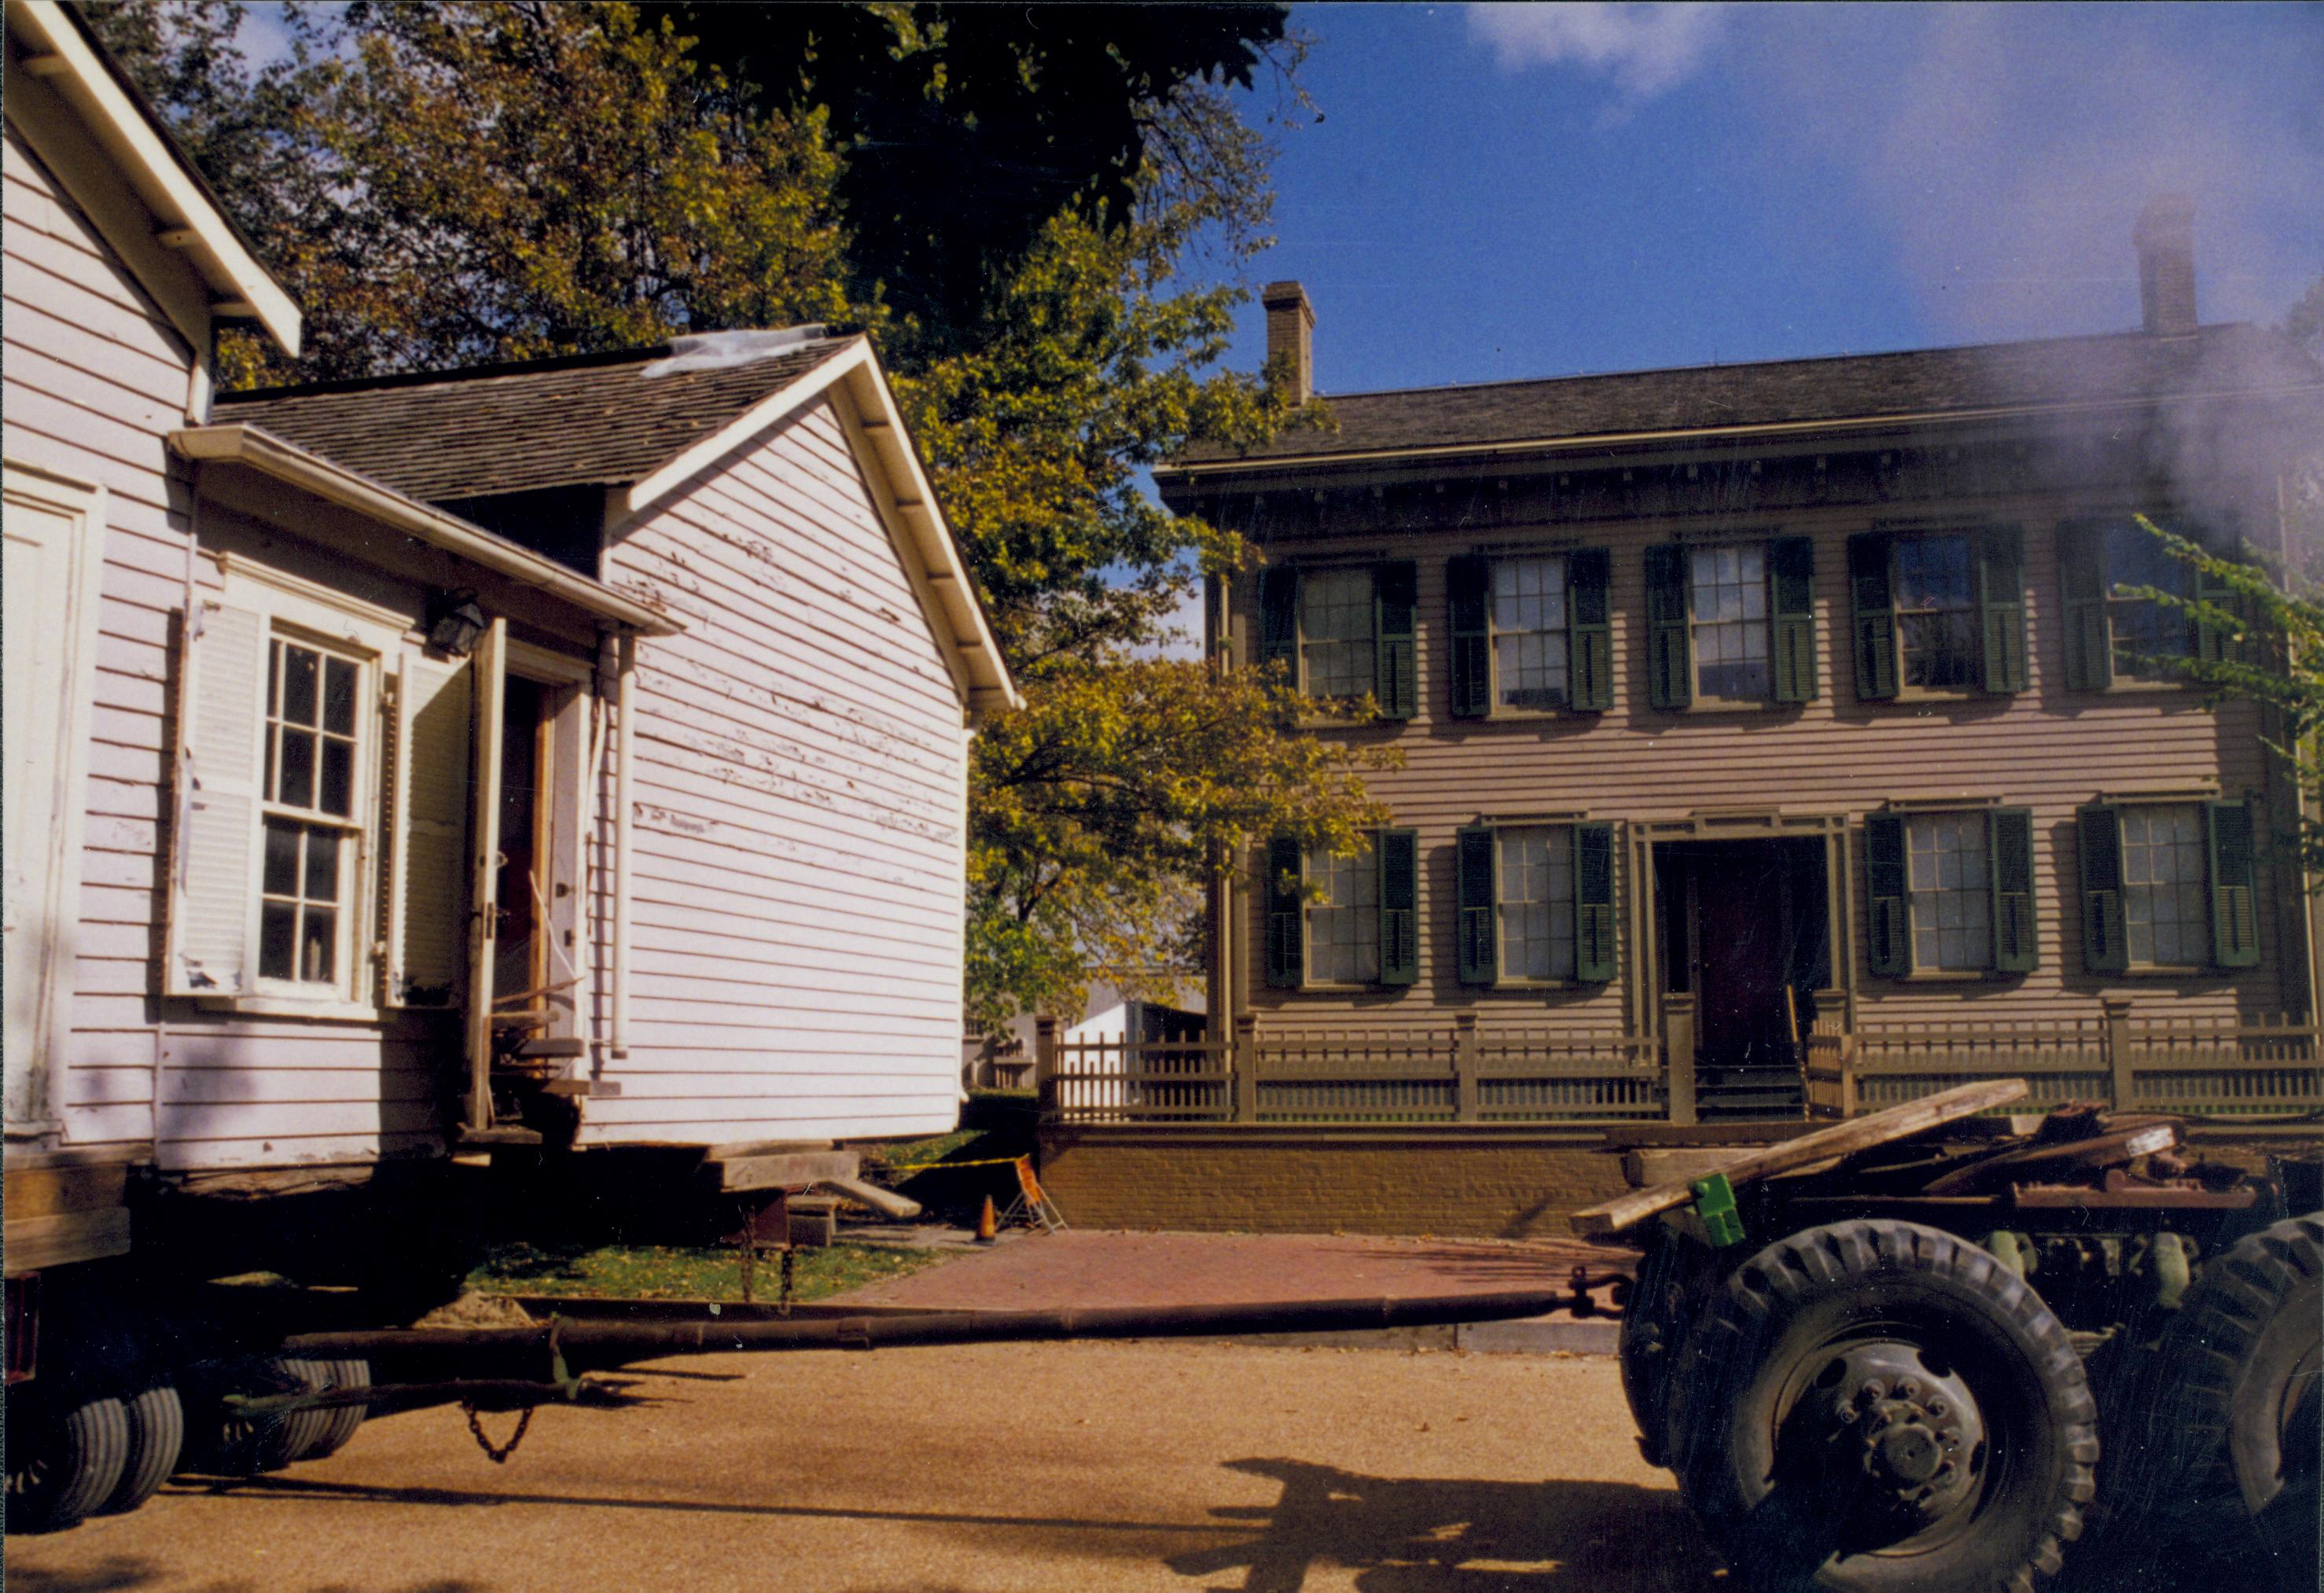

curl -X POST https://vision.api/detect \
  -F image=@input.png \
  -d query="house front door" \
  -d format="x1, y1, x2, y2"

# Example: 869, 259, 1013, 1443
1658, 837, 1830, 1110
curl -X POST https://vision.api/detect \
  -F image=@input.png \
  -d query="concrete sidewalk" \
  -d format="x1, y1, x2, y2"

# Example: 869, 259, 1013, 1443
833, 1229, 1636, 1354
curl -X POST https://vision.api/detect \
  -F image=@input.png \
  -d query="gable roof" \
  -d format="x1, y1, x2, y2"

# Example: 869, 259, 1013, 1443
1164, 322, 2323, 476
5, 0, 300, 354
219, 332, 855, 501
220, 332, 1020, 714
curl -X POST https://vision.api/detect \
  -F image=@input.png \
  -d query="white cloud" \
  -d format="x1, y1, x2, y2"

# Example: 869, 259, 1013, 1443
1467, 2, 1731, 98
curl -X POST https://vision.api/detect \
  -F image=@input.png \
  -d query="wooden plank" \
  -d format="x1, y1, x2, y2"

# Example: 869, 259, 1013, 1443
825, 1175, 921, 1220
710, 1148, 860, 1193
3, 1208, 131, 1276
1568, 1078, 2030, 1238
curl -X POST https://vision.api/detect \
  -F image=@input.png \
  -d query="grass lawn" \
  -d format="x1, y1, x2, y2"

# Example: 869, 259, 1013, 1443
469, 1240, 952, 1304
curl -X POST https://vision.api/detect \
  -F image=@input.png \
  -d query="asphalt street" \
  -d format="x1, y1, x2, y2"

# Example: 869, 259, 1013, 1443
8, 1340, 1724, 1593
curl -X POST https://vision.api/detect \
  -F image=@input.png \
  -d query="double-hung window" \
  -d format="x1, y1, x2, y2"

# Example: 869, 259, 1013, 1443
1454, 822, 1617, 984
1264, 829, 1418, 988
1864, 807, 2036, 977
257, 636, 365, 990
1848, 528, 2025, 699
2059, 516, 2241, 689
1260, 562, 1417, 719
1642, 539, 1816, 708
2077, 800, 2259, 972
1446, 548, 1611, 715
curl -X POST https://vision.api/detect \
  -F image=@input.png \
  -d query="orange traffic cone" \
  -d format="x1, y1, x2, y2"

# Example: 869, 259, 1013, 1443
975, 1195, 998, 1244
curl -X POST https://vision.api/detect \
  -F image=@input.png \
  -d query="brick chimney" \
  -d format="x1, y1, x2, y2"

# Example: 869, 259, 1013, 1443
1262, 280, 1315, 403
2133, 195, 2197, 337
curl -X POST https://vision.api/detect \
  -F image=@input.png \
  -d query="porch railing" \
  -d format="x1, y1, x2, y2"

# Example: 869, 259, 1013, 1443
1039, 1003, 2324, 1128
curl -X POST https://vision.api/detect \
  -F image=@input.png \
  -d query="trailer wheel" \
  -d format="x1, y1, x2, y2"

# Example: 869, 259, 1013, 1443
4, 1389, 130, 1534
95, 1383, 184, 1516
288, 1359, 370, 1462
2149, 1213, 2321, 1582
1620, 1229, 1717, 1469
184, 1356, 322, 1476
1675, 1220, 2096, 1592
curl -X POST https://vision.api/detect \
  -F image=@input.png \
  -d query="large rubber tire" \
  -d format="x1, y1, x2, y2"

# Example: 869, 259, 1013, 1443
1674, 1220, 2097, 1593
4, 1390, 130, 1534
94, 1383, 185, 1516
2150, 1213, 2322, 1585
182, 1356, 318, 1477
288, 1359, 370, 1462
1620, 1229, 1718, 1469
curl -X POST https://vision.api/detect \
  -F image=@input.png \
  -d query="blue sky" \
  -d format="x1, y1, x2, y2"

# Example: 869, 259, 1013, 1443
1212, 2, 2324, 396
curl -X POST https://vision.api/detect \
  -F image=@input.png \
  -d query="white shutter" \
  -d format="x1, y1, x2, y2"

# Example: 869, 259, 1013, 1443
167, 602, 265, 995
385, 649, 472, 1007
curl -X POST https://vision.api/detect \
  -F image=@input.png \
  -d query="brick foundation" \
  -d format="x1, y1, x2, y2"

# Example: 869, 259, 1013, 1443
1035, 1124, 1635, 1238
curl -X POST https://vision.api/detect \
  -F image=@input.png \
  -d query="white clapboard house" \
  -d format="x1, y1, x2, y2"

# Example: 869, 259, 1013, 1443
4, 0, 1015, 1292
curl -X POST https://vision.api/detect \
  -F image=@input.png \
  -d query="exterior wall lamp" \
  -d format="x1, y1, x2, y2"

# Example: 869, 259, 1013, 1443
424, 589, 488, 658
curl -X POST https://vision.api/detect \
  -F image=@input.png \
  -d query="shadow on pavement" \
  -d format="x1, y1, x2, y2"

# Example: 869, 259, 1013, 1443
6, 1560, 484, 1593
1170, 1458, 1723, 1591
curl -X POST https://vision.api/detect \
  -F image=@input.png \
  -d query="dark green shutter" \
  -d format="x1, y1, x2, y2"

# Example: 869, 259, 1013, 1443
1455, 825, 1497, 985
2207, 800, 2260, 969
2195, 558, 2245, 666
2058, 524, 2113, 690
1263, 835, 1304, 988
1643, 544, 1692, 710
1568, 548, 1613, 711
1260, 567, 1299, 682
1979, 525, 2028, 693
1447, 555, 1492, 717
1848, 533, 1899, 701
1573, 822, 1617, 982
1865, 811, 1910, 977
2078, 804, 2128, 973
1989, 807, 2037, 973
1374, 561, 1417, 719
1377, 827, 1419, 985
1770, 537, 1817, 703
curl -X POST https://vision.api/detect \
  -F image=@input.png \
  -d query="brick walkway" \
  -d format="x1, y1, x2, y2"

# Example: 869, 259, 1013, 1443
836, 1229, 1635, 1313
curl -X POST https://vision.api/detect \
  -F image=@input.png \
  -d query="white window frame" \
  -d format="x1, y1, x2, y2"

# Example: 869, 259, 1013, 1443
1304, 837, 1380, 987
1903, 810, 1992, 973
1686, 543, 1773, 705
204, 555, 408, 1019
1298, 567, 1376, 703
1890, 531, 1981, 691
1495, 823, 1579, 984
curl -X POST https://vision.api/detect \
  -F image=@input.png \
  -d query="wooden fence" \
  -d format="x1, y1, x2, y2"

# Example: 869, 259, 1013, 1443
1042, 1002, 2324, 1128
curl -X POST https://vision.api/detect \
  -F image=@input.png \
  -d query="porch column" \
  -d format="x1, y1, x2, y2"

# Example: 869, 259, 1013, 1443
2103, 998, 2135, 1111
1663, 992, 1698, 1126
1811, 988, 1855, 1118
1453, 1012, 1480, 1122
1035, 1014, 1060, 1122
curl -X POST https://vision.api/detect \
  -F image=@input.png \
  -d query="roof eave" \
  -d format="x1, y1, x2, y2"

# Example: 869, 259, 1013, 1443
169, 424, 683, 636
1156, 384, 2324, 488
9, 0, 301, 356
620, 339, 1020, 715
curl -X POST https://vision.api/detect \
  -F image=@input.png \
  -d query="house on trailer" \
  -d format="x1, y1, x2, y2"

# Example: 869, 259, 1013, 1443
1032, 211, 2324, 1236
5, 0, 1015, 1312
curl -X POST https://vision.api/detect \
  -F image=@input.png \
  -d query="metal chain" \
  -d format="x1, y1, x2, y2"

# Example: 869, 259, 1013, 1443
463, 1402, 535, 1464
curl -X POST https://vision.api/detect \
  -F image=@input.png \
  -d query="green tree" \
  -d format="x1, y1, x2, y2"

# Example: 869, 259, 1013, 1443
97, 0, 1380, 1032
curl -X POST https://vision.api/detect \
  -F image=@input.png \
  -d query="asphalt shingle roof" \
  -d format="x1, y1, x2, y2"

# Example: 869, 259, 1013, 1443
217, 333, 856, 502
1172, 322, 2322, 467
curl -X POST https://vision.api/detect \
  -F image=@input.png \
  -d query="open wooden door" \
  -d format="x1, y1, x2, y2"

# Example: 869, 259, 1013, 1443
461, 618, 508, 1132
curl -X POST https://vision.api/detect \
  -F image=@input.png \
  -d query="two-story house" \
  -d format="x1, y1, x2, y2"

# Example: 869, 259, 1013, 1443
1034, 204, 2322, 1237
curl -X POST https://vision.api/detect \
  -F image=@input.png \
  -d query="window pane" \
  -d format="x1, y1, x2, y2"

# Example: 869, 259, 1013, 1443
263, 819, 300, 896
2121, 804, 2206, 965
278, 728, 315, 808
281, 645, 318, 727
1493, 557, 1568, 708
1907, 811, 1991, 970
1690, 546, 1771, 700
300, 906, 336, 983
1496, 826, 1576, 980
1305, 841, 1379, 983
324, 657, 359, 736
320, 737, 353, 818
303, 828, 340, 903
259, 901, 297, 980
1300, 570, 1375, 699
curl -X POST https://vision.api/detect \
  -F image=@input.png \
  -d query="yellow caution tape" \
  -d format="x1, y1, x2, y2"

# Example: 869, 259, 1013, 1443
870, 1153, 1031, 1173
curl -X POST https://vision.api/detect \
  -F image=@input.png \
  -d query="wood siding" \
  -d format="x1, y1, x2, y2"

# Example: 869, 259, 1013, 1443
594, 398, 969, 1143
4, 120, 455, 1169
1230, 488, 2292, 1038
